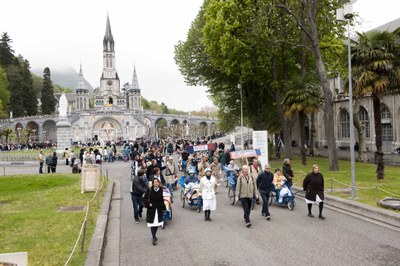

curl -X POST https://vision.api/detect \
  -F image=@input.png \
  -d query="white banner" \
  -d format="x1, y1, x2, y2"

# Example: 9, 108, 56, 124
252, 130, 268, 170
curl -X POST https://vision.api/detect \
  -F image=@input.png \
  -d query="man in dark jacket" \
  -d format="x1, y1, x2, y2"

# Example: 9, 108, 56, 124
256, 164, 274, 220
282, 158, 293, 187
131, 170, 148, 223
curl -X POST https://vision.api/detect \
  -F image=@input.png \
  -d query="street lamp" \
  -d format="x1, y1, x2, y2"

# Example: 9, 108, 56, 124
32, 129, 36, 143
238, 83, 244, 151
17, 127, 21, 144
337, 0, 357, 199
43, 130, 47, 142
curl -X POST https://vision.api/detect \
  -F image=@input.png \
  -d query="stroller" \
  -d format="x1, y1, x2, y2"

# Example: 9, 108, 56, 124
179, 176, 203, 212
269, 180, 296, 210
162, 187, 173, 228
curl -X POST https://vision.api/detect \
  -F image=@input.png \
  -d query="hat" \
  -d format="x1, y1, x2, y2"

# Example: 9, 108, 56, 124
188, 169, 196, 174
205, 168, 212, 173
265, 164, 271, 169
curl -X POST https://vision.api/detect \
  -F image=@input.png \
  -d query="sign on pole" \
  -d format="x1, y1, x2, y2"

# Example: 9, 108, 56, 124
230, 149, 261, 159
252, 130, 268, 169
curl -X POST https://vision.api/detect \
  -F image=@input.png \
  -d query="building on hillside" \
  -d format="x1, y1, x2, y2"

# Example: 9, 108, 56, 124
291, 18, 400, 153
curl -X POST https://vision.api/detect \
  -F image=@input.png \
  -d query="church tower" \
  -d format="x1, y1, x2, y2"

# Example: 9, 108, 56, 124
95, 14, 124, 108
76, 63, 89, 111
127, 65, 142, 110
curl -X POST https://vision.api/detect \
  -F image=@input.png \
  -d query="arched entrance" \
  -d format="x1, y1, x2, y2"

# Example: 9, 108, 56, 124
199, 122, 208, 138
43, 120, 57, 143
93, 118, 122, 142
155, 118, 167, 139
26, 121, 39, 143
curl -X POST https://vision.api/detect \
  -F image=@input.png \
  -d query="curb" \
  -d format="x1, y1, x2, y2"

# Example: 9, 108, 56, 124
85, 179, 114, 266
293, 187, 400, 229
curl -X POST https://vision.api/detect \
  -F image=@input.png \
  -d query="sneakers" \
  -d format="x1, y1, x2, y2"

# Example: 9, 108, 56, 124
152, 238, 157, 246
261, 213, 266, 217
319, 215, 325, 220
246, 222, 252, 228
308, 213, 314, 218
135, 220, 139, 224
266, 216, 271, 221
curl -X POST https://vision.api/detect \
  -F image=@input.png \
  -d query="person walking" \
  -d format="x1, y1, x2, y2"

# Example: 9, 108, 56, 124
256, 164, 274, 220
144, 177, 165, 245
51, 151, 58, 173
210, 157, 221, 186
303, 164, 325, 220
282, 158, 293, 187
236, 165, 258, 227
131, 170, 148, 223
64, 148, 71, 165
199, 168, 217, 221
38, 150, 44, 174
165, 157, 177, 202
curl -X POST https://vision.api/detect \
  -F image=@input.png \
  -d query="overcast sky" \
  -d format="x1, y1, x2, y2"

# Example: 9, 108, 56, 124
0, 0, 399, 111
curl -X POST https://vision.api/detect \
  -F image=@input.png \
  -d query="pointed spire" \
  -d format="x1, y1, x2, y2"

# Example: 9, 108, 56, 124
131, 65, 140, 90
103, 14, 114, 52
77, 63, 86, 91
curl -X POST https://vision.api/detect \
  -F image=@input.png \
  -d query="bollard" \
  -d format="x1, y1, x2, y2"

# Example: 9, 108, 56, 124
81, 220, 87, 253
375, 186, 379, 206
330, 178, 333, 193
106, 169, 109, 179
3, 166, 5, 176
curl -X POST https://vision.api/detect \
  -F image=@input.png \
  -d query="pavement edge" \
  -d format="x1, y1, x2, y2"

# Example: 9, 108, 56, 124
85, 179, 115, 266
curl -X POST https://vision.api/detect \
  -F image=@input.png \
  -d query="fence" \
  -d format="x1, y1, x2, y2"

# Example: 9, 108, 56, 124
63, 169, 109, 266
0, 153, 37, 162
327, 177, 400, 206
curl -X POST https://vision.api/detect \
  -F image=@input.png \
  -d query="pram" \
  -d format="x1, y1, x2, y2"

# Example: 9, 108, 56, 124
179, 176, 203, 212
269, 181, 296, 210
162, 187, 173, 228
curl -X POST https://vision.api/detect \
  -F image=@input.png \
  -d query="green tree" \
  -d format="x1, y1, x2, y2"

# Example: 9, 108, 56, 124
0, 66, 10, 118
40, 67, 55, 114
17, 56, 37, 116
7, 65, 25, 117
142, 97, 150, 109
351, 30, 400, 180
161, 102, 169, 114
277, 0, 345, 170
0, 32, 15, 67
282, 76, 322, 165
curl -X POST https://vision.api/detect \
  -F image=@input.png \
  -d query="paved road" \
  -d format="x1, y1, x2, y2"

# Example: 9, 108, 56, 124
101, 161, 400, 266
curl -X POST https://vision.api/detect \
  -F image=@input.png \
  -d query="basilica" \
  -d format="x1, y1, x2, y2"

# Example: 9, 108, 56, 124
65, 15, 148, 142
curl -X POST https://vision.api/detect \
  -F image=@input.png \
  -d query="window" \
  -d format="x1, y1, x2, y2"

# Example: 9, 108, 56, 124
340, 110, 350, 138
381, 106, 393, 141
359, 106, 370, 138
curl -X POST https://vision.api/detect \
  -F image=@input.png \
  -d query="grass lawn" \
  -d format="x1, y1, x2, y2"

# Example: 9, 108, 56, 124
0, 173, 108, 265
269, 155, 400, 208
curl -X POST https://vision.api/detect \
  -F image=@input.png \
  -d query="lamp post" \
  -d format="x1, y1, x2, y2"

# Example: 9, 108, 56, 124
17, 127, 21, 144
238, 83, 244, 151
43, 130, 47, 142
337, 0, 356, 199
32, 129, 36, 143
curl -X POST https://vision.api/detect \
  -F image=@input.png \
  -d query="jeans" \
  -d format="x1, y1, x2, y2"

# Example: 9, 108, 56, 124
259, 190, 270, 216
166, 183, 174, 202
240, 197, 252, 223
131, 193, 143, 221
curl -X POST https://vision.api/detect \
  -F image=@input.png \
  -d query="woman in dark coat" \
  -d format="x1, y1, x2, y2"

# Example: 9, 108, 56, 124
144, 177, 166, 245
303, 164, 325, 219
282, 158, 293, 187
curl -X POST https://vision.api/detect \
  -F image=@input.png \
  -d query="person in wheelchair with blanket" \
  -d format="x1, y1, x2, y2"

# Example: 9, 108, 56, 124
184, 169, 200, 200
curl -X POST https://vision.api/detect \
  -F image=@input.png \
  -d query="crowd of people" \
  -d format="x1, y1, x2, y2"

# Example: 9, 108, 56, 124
123, 137, 326, 245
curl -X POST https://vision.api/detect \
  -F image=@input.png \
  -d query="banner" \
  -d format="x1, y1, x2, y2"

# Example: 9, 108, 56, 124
186, 143, 217, 154
230, 149, 261, 159
252, 130, 268, 169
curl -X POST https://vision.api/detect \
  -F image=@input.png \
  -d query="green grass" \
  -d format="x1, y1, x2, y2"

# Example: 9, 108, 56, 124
268, 155, 400, 208
0, 174, 108, 265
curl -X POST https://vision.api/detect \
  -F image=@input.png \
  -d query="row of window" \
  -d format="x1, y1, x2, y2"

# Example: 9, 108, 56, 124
339, 106, 393, 140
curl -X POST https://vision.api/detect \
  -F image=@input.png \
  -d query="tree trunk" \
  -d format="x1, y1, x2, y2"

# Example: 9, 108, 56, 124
309, 112, 318, 156
307, 11, 338, 171
372, 93, 384, 179
353, 98, 368, 162
299, 111, 307, 165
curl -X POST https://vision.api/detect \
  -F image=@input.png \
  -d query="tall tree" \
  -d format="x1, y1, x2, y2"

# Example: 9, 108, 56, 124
0, 32, 15, 67
41, 67, 55, 115
278, 0, 345, 170
0, 66, 10, 118
17, 56, 37, 116
7, 65, 25, 117
351, 30, 400, 179
281, 77, 322, 165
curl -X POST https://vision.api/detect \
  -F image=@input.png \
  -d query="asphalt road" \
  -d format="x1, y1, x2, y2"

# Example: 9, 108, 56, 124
101, 161, 400, 266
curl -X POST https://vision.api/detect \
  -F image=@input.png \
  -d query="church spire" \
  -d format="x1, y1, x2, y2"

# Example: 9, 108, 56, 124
131, 65, 140, 90
103, 14, 114, 52
77, 62, 86, 91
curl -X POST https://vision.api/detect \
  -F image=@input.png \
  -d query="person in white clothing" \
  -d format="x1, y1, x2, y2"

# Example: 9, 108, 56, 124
199, 168, 217, 221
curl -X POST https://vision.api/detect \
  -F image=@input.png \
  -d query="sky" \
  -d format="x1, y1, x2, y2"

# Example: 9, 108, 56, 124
0, 0, 399, 111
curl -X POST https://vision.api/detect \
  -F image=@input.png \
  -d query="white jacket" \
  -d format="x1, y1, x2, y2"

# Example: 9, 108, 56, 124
199, 175, 217, 200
